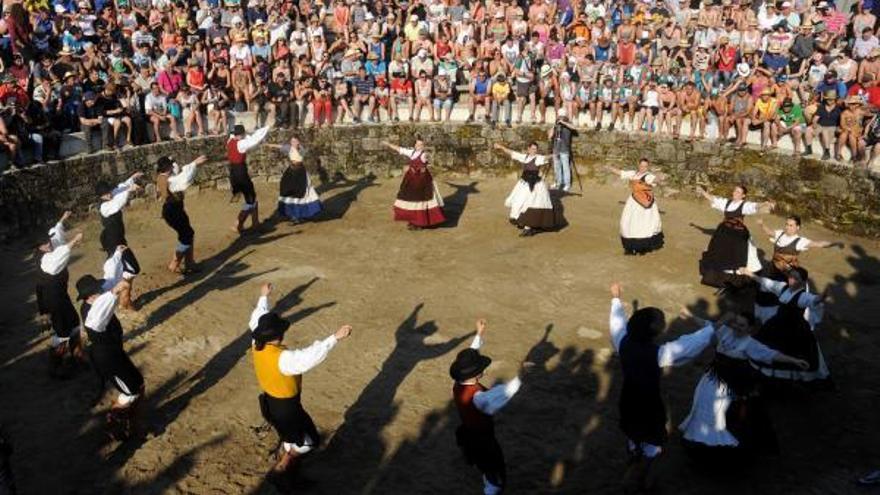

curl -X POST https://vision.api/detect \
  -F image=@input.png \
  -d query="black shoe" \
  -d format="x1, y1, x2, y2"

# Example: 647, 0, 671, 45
595, 123, 601, 131
822, 150, 831, 160
802, 145, 813, 157
519, 228, 536, 237
609, 123, 615, 131
466, 115, 474, 123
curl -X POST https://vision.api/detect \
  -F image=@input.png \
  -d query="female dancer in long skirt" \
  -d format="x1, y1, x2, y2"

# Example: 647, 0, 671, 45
36, 211, 87, 377
607, 158, 664, 254
494, 141, 560, 237
272, 137, 323, 223
382, 137, 446, 230
753, 215, 841, 315
678, 310, 808, 461
156, 155, 207, 274
738, 268, 831, 382
696, 185, 774, 288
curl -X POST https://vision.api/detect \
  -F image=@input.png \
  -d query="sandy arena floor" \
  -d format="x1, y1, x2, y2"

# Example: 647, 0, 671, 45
1, 175, 879, 495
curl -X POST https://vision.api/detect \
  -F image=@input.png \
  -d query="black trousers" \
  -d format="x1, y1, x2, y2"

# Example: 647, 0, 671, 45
82, 122, 111, 152
273, 100, 300, 128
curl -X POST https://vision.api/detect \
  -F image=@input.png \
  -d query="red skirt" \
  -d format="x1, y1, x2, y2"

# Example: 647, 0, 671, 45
393, 167, 446, 227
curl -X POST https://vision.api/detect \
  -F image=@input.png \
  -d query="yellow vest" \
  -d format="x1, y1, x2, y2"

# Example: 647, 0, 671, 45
253, 343, 301, 399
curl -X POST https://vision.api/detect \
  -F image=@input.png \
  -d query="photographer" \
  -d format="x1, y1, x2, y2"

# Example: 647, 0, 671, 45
547, 108, 578, 192
269, 71, 297, 129
78, 92, 109, 153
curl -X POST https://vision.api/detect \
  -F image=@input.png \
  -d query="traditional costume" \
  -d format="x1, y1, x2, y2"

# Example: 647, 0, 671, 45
450, 334, 521, 495
36, 220, 85, 377
609, 299, 714, 461
277, 145, 322, 222
392, 147, 446, 228
248, 293, 341, 480
227, 125, 270, 228
679, 325, 786, 459
156, 157, 200, 273
750, 276, 830, 382
617, 170, 664, 254
754, 230, 813, 313
96, 178, 141, 280
77, 250, 144, 440
504, 152, 560, 234
699, 196, 763, 288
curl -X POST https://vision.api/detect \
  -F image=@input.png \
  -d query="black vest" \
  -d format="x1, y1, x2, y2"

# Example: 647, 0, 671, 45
100, 209, 127, 255
80, 301, 124, 348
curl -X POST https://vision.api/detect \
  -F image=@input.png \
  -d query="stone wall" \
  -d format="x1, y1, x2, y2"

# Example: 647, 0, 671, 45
2, 125, 879, 241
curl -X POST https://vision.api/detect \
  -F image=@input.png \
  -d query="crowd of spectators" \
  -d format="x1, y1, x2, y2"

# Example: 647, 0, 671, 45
1, 0, 880, 171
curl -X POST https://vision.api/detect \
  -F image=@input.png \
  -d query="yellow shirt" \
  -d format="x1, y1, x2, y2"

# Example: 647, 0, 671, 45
755, 98, 777, 120
491, 81, 511, 99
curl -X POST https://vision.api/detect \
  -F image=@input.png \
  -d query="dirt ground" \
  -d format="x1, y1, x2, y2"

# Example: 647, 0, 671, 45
1, 174, 879, 495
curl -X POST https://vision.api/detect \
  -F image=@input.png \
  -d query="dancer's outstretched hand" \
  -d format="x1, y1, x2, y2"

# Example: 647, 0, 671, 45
61, 210, 72, 222
610, 282, 622, 299
260, 282, 273, 297
193, 155, 209, 165
476, 318, 487, 336
335, 325, 353, 340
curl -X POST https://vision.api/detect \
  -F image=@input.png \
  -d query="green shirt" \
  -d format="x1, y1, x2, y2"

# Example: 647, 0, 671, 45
777, 104, 805, 126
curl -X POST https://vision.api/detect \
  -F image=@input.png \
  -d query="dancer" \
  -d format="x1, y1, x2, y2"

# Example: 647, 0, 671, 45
35, 211, 86, 378
607, 158, 664, 255
678, 309, 808, 460
381, 138, 446, 230
450, 319, 522, 495
755, 215, 840, 279
494, 141, 560, 237
95, 173, 144, 310
738, 268, 831, 382
696, 185, 774, 288
227, 124, 271, 233
156, 155, 208, 274
272, 137, 323, 223
608, 282, 716, 493
77, 246, 145, 441
248, 283, 352, 489
753, 215, 840, 312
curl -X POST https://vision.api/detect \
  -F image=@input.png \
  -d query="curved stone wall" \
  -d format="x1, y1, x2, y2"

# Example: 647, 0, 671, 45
2, 125, 879, 240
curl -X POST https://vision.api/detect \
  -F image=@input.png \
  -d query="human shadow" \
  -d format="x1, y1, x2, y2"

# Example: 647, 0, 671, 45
313, 174, 378, 223
549, 190, 570, 233
688, 222, 716, 237
305, 303, 473, 494
437, 181, 479, 229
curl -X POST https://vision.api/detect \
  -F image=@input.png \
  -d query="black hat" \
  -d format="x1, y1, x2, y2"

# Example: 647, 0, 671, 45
252, 313, 291, 344
233, 124, 246, 136
76, 274, 105, 300
156, 156, 174, 174
95, 179, 113, 197
449, 348, 492, 381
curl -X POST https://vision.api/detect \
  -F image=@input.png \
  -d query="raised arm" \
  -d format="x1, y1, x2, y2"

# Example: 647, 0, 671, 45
48, 210, 72, 247
656, 322, 715, 368
695, 185, 714, 203
168, 155, 207, 193
473, 375, 522, 415
756, 218, 776, 238
101, 245, 128, 290
236, 126, 271, 154
100, 179, 143, 217
249, 283, 273, 331
608, 283, 628, 353
39, 232, 84, 275
381, 140, 400, 153
278, 324, 352, 375
84, 290, 119, 332
493, 142, 514, 157
469, 318, 487, 349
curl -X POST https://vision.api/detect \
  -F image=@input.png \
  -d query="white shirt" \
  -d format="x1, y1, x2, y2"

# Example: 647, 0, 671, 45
247, 294, 339, 376
48, 220, 66, 249
144, 92, 168, 114
609, 298, 715, 367
710, 196, 758, 216
99, 176, 138, 218
101, 248, 126, 291
40, 244, 71, 276
84, 291, 119, 333
398, 147, 429, 163
620, 170, 656, 185
772, 230, 811, 252
714, 325, 778, 364
754, 276, 822, 308
467, 334, 522, 415
166, 160, 199, 193
510, 152, 549, 166
233, 126, 270, 154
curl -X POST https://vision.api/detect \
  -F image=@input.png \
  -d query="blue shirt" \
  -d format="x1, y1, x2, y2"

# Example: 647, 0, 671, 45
815, 80, 847, 98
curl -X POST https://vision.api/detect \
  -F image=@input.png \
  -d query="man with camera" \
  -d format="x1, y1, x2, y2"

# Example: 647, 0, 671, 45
547, 108, 579, 192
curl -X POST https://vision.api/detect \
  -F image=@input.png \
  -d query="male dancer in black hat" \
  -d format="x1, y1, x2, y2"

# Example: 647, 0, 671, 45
450, 319, 522, 495
156, 154, 208, 274
35, 211, 86, 377
608, 282, 717, 493
248, 282, 352, 488
227, 125, 270, 233
77, 246, 144, 440
95, 172, 143, 310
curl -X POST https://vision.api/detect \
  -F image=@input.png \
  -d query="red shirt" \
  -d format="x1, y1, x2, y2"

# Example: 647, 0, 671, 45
227, 137, 246, 165
453, 383, 492, 431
